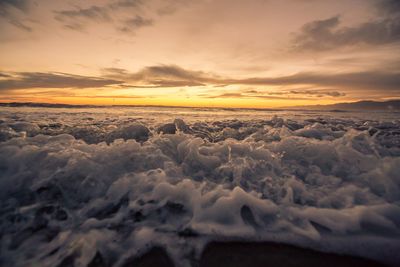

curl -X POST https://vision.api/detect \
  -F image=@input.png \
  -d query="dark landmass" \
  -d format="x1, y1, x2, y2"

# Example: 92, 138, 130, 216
285, 100, 400, 111
107, 242, 387, 267
0, 102, 107, 109
1, 99, 399, 111
199, 242, 387, 267
119, 247, 175, 267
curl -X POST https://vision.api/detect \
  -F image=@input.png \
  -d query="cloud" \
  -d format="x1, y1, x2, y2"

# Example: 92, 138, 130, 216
102, 65, 220, 87
254, 89, 346, 97
376, 0, 400, 15
8, 18, 31, 31
3, 65, 397, 95
0, 72, 123, 91
54, 5, 112, 23
202, 88, 345, 100
119, 15, 153, 33
102, 65, 400, 92
54, 5, 114, 31
54, 1, 150, 32
53, 0, 191, 34
0, 72, 11, 78
0, 0, 32, 31
203, 91, 308, 100
232, 71, 400, 91
102, 67, 130, 75
63, 22, 86, 32
292, 1, 400, 51
293, 16, 400, 51
81, 94, 145, 99
109, 0, 143, 9
289, 90, 346, 97
0, 0, 29, 12
156, 0, 195, 16
133, 65, 215, 81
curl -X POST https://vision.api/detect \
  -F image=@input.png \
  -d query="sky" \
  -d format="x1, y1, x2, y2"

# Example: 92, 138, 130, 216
0, 0, 399, 108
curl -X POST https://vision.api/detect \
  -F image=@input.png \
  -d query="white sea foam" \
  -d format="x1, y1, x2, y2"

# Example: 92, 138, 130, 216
0, 107, 399, 266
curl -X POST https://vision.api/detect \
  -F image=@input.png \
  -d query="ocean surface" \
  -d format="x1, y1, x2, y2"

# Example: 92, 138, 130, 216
0, 106, 399, 266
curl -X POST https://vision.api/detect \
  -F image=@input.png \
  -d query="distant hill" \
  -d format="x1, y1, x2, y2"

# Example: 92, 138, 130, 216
287, 100, 400, 111
0, 102, 96, 108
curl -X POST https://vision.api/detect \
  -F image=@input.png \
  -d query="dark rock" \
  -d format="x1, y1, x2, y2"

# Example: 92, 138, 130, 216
37, 205, 55, 215
87, 195, 129, 220
6, 213, 26, 224
174, 119, 190, 132
368, 127, 378, 136
57, 253, 77, 267
32, 216, 49, 231
157, 123, 176, 134
87, 251, 107, 267
54, 209, 68, 221
121, 247, 174, 267
165, 201, 185, 214
132, 211, 144, 222
178, 228, 199, 237
8, 229, 33, 250
36, 185, 63, 201
107, 124, 150, 143
240, 205, 258, 228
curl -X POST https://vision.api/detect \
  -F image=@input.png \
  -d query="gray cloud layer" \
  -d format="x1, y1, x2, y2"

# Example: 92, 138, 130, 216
55, 6, 112, 23
377, 0, 400, 15
203, 91, 308, 100
102, 65, 220, 87
53, 0, 152, 33
0, 0, 31, 31
201, 89, 345, 100
0, 72, 122, 90
293, 0, 400, 51
0, 0, 29, 12
104, 65, 400, 92
119, 15, 153, 33
1, 0, 190, 34
232, 71, 400, 91
289, 89, 345, 97
1, 65, 398, 96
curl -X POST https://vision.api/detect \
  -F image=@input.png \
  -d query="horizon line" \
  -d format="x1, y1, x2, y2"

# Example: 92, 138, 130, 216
1, 99, 400, 111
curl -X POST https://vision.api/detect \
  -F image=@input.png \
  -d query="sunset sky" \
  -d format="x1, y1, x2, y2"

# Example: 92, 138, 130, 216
0, 0, 399, 108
